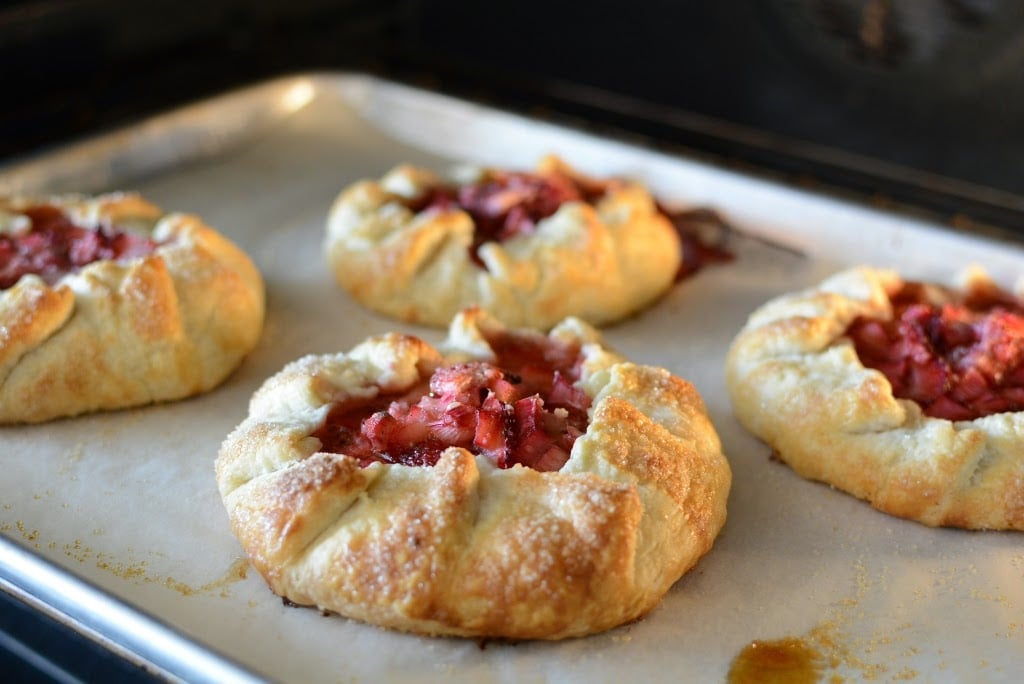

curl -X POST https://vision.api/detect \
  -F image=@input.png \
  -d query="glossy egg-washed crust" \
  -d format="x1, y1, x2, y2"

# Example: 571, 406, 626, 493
726, 266, 1024, 531
324, 155, 682, 329
216, 309, 731, 639
0, 193, 265, 423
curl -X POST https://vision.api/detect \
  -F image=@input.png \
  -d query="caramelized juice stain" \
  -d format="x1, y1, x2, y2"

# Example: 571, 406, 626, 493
728, 636, 825, 684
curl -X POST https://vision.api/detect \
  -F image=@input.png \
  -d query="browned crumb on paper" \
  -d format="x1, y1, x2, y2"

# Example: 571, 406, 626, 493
2, 522, 253, 599
15, 520, 40, 543
208, 557, 252, 593
96, 554, 250, 598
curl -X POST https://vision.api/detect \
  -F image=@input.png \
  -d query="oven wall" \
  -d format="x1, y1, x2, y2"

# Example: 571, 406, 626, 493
2, 0, 1023, 225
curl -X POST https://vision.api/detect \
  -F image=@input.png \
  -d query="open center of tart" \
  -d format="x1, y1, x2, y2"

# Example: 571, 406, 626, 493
847, 280, 1024, 420
0, 204, 159, 289
312, 331, 592, 471
406, 169, 605, 265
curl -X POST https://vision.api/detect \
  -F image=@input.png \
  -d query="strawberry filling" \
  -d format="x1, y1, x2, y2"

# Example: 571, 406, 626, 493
657, 206, 735, 281
0, 205, 158, 289
405, 170, 733, 274
847, 281, 1024, 420
312, 331, 591, 471
407, 170, 597, 266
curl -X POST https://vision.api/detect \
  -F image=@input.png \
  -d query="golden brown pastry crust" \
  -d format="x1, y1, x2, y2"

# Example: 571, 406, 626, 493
0, 193, 265, 423
216, 309, 730, 639
324, 155, 682, 329
726, 266, 1024, 530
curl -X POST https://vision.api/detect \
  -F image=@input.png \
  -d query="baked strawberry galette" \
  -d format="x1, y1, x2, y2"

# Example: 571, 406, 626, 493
726, 266, 1024, 530
324, 155, 729, 329
216, 308, 731, 639
0, 193, 264, 423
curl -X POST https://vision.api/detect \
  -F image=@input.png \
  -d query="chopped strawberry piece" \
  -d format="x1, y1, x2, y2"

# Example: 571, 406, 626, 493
363, 412, 399, 452
1002, 386, 1024, 404
531, 446, 571, 472
112, 231, 158, 260
548, 371, 590, 412
473, 394, 510, 461
68, 230, 102, 265
404, 186, 457, 213
904, 359, 948, 405
509, 397, 552, 468
490, 376, 522, 403
1006, 366, 1024, 386
851, 320, 895, 360
427, 403, 477, 444
926, 396, 973, 421
949, 368, 990, 403
934, 311, 975, 349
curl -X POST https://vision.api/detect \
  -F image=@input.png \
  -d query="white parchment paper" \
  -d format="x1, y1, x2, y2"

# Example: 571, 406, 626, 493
1, 74, 1022, 683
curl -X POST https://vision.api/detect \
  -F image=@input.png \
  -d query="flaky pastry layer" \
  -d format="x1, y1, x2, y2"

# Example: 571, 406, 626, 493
324, 156, 682, 329
726, 266, 1024, 530
216, 309, 730, 639
0, 193, 265, 423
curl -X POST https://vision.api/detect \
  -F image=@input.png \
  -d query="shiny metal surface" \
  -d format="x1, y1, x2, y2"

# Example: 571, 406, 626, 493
0, 536, 263, 683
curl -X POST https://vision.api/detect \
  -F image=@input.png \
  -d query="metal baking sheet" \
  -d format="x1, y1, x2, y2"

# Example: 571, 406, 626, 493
1, 73, 1022, 683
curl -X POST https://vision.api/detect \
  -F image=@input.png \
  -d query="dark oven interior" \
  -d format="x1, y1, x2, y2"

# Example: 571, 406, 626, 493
3, 0, 1024, 232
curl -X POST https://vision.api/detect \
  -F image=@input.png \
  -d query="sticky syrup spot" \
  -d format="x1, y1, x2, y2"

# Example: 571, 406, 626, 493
728, 637, 824, 684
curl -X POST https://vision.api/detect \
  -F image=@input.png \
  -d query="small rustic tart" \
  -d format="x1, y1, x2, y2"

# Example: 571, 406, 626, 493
216, 308, 730, 639
324, 155, 684, 329
0, 193, 265, 423
726, 266, 1024, 530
